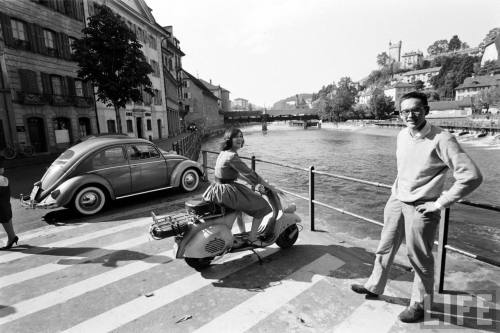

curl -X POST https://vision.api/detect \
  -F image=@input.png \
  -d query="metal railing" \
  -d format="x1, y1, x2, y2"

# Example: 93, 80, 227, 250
201, 149, 500, 293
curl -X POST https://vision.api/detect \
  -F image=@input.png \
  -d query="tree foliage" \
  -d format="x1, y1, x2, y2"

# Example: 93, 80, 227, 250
448, 35, 462, 51
413, 80, 425, 91
427, 39, 449, 56
73, 4, 153, 133
368, 89, 395, 120
430, 55, 480, 99
376, 52, 390, 67
316, 77, 357, 121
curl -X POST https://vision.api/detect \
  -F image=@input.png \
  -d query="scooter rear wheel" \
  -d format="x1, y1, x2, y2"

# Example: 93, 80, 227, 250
185, 257, 214, 270
275, 224, 299, 249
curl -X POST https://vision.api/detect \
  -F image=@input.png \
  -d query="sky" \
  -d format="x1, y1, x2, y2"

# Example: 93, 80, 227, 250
146, 0, 500, 107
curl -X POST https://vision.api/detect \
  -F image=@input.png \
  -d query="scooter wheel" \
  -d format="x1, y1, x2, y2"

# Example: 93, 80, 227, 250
185, 257, 214, 270
275, 224, 299, 249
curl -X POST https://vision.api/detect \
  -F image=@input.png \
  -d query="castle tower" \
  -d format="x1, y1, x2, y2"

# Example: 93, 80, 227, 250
388, 41, 402, 62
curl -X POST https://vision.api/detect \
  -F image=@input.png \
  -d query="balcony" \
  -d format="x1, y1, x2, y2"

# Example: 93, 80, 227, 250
16, 92, 45, 105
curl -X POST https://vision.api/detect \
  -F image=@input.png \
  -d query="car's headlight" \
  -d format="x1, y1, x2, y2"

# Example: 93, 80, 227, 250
50, 189, 61, 199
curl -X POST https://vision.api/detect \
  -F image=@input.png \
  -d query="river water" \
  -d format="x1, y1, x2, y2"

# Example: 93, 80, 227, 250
201, 123, 500, 260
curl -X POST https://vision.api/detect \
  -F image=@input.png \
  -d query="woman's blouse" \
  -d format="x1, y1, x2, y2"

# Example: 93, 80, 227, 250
215, 151, 261, 185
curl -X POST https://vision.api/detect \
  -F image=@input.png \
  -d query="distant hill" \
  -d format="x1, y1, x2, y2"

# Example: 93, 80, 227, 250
271, 93, 313, 110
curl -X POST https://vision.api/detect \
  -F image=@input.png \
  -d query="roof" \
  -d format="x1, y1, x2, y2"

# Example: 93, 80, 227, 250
181, 70, 219, 101
401, 67, 441, 76
455, 74, 500, 90
429, 98, 473, 111
198, 78, 230, 93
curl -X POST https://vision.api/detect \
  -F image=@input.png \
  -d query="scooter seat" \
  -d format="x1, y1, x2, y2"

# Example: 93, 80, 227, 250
185, 200, 233, 216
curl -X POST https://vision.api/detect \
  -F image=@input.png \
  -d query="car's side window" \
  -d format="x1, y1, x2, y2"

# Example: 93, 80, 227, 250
127, 144, 160, 161
92, 147, 126, 168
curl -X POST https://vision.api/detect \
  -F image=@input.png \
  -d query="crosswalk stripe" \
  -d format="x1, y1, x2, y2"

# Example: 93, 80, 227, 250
0, 248, 174, 325
62, 247, 280, 333
0, 235, 151, 288
0, 218, 151, 264
194, 254, 345, 333
0, 224, 83, 247
331, 287, 405, 333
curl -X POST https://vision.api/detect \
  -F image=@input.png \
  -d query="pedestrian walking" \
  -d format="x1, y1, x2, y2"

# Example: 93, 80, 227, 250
350, 91, 483, 323
0, 157, 19, 249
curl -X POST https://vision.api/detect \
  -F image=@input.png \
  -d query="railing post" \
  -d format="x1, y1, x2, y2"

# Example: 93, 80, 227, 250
437, 207, 450, 293
251, 155, 256, 171
309, 165, 315, 231
202, 150, 208, 181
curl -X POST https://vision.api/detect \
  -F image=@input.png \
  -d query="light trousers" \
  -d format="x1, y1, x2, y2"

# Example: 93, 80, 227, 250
364, 194, 440, 305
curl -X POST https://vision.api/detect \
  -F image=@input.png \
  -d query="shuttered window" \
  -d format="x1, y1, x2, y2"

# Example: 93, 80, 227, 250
51, 76, 63, 95
75, 80, 84, 97
43, 29, 55, 49
18, 69, 40, 94
11, 19, 26, 41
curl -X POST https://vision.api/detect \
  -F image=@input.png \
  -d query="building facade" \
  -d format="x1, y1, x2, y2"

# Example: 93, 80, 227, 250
86, 0, 168, 141
384, 82, 414, 110
181, 70, 222, 131
232, 98, 248, 111
0, 0, 96, 153
396, 66, 441, 88
199, 78, 231, 113
455, 74, 500, 101
401, 51, 423, 69
161, 25, 183, 137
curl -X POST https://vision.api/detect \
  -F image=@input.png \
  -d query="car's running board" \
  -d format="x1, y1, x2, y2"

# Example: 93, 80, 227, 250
116, 186, 176, 199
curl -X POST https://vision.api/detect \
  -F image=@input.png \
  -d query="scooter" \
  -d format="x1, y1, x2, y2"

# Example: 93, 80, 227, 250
149, 186, 302, 270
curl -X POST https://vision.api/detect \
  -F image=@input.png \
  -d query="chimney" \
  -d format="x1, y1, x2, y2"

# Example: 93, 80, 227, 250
210, 79, 212, 84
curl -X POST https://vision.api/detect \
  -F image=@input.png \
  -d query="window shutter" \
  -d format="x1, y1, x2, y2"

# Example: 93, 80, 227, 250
0, 13, 14, 46
66, 77, 75, 96
41, 72, 52, 95
83, 80, 93, 97
18, 69, 39, 94
18, 69, 31, 93
54, 31, 63, 58
59, 33, 70, 59
26, 23, 38, 53
33, 24, 47, 55
60, 75, 68, 96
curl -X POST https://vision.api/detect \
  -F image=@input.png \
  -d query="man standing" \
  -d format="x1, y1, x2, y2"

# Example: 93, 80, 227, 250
351, 91, 482, 323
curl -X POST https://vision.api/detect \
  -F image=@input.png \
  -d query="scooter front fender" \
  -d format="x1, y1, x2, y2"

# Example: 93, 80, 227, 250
274, 212, 301, 237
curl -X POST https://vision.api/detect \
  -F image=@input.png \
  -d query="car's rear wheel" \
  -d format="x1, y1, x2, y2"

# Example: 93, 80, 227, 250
180, 168, 200, 192
73, 186, 107, 215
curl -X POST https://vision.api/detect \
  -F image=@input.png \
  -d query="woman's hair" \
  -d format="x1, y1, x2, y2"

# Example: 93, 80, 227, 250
220, 127, 244, 151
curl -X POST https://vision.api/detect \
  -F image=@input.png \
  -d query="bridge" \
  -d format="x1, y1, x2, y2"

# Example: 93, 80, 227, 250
223, 108, 320, 124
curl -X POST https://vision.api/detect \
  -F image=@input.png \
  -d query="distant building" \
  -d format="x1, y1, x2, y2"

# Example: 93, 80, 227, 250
388, 41, 402, 63
428, 99, 473, 118
161, 25, 184, 138
455, 74, 500, 101
89, 0, 168, 141
401, 51, 423, 69
396, 67, 441, 88
384, 82, 414, 110
180, 70, 222, 131
0, 0, 95, 153
358, 87, 377, 105
199, 78, 231, 113
232, 98, 249, 111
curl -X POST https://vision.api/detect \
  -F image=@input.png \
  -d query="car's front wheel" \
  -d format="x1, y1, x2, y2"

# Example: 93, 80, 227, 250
180, 169, 200, 192
73, 186, 107, 215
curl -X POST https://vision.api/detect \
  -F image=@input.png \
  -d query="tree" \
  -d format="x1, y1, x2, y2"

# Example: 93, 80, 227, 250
376, 52, 390, 67
430, 55, 480, 99
414, 80, 425, 91
427, 39, 449, 56
73, 4, 153, 134
368, 89, 395, 120
448, 35, 462, 51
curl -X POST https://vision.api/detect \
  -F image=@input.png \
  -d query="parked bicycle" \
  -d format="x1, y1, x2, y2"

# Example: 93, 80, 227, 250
1, 143, 35, 159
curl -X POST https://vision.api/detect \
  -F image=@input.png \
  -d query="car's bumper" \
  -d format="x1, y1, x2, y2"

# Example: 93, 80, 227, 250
20, 194, 58, 209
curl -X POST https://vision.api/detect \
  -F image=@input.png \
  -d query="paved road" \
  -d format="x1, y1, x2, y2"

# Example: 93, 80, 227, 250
1, 202, 497, 332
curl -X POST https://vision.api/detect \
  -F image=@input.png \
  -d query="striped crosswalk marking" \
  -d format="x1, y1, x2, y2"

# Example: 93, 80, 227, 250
194, 254, 344, 333
0, 248, 173, 325
0, 218, 151, 264
61, 247, 280, 333
0, 235, 150, 288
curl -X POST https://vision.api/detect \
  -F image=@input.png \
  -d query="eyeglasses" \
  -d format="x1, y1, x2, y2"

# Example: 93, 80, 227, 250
400, 108, 424, 116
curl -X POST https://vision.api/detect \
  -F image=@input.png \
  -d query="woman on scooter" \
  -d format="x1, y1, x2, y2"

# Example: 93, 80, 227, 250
203, 127, 278, 245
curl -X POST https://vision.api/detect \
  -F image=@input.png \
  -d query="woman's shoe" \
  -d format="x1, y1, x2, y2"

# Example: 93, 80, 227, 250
3, 236, 19, 249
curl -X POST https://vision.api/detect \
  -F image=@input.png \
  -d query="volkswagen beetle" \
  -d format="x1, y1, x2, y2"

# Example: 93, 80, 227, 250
21, 137, 204, 215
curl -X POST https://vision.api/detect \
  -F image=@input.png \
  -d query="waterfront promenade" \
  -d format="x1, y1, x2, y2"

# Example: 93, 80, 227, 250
1, 183, 499, 332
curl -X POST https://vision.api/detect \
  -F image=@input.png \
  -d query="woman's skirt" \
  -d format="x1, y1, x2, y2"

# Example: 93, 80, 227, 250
203, 182, 271, 218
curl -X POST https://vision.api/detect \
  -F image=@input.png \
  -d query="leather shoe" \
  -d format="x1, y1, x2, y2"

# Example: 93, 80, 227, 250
3, 236, 18, 249
398, 303, 425, 323
350, 284, 378, 298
